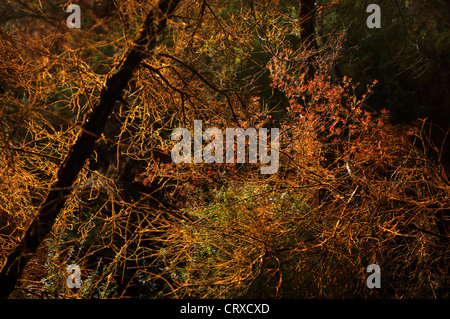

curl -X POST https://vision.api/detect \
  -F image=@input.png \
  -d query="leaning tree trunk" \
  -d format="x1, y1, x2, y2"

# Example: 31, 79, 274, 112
0, 0, 181, 298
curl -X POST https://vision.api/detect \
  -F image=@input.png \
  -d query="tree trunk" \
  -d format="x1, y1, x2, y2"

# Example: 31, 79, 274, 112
0, 0, 181, 299
299, 0, 342, 83
299, 0, 317, 52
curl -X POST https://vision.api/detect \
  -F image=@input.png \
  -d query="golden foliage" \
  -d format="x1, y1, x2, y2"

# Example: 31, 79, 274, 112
0, 0, 448, 298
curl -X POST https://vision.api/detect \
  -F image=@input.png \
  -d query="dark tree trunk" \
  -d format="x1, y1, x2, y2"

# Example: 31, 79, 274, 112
299, 0, 318, 81
299, 0, 317, 52
0, 0, 181, 299
299, 0, 342, 84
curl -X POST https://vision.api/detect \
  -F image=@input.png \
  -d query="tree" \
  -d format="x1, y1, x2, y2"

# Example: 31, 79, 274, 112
0, 0, 181, 298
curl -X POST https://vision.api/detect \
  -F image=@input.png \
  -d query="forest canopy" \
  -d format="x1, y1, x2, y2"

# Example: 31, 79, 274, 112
0, 0, 448, 299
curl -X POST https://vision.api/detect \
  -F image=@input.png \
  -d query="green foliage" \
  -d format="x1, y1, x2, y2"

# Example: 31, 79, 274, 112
159, 182, 315, 298
322, 0, 450, 126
